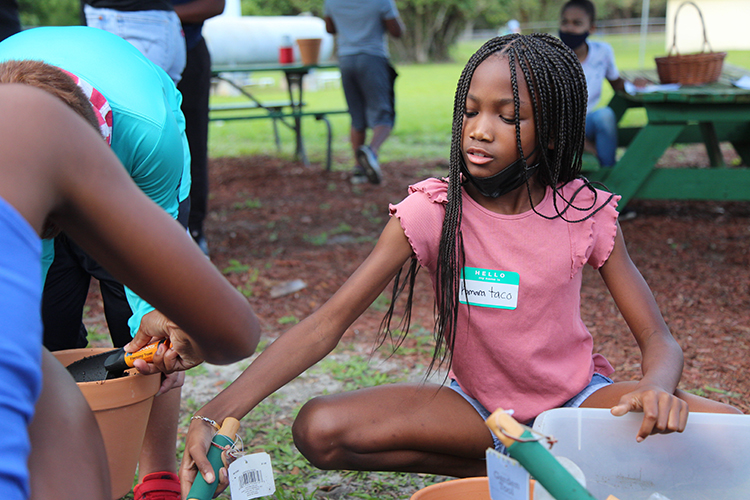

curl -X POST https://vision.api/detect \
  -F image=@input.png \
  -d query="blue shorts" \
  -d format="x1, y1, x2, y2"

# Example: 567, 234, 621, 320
83, 5, 186, 84
339, 53, 396, 130
449, 373, 613, 453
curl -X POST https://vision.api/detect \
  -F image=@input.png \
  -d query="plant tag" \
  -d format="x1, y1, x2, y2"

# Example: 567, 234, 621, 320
486, 448, 529, 500
459, 267, 519, 309
228, 452, 275, 500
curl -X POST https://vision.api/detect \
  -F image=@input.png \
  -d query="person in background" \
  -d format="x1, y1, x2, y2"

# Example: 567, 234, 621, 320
559, 0, 646, 220
0, 83, 260, 500
81, 0, 186, 84
324, 0, 403, 185
172, 0, 225, 256
0, 26, 190, 500
0, 0, 20, 42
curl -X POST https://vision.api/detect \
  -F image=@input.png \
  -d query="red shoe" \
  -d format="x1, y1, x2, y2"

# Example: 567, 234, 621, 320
133, 471, 181, 500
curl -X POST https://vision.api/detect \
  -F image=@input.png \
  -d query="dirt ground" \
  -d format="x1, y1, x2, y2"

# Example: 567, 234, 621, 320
84, 146, 749, 497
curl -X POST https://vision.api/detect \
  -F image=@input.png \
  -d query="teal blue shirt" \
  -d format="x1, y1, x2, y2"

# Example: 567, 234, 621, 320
0, 26, 191, 335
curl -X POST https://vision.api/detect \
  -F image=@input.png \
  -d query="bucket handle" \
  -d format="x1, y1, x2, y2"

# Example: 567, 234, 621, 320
667, 1, 713, 56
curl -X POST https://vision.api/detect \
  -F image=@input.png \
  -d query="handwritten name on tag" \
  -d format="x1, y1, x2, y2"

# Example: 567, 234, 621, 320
460, 267, 519, 310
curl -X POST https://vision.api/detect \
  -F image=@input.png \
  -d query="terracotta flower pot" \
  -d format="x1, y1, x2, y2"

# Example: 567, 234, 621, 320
410, 477, 491, 500
296, 38, 322, 66
53, 348, 160, 500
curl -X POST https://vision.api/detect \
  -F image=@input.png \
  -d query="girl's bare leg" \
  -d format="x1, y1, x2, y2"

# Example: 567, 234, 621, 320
581, 381, 742, 414
292, 383, 494, 478
137, 386, 182, 477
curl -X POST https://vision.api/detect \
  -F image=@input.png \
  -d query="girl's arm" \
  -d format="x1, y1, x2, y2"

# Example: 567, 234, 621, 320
598, 223, 689, 440
0, 85, 260, 365
179, 215, 415, 492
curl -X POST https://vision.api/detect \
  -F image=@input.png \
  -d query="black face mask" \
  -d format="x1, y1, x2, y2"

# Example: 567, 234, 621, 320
558, 30, 589, 50
461, 148, 540, 199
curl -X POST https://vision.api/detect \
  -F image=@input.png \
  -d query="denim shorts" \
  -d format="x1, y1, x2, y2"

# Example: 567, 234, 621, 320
449, 373, 613, 453
339, 53, 396, 130
84, 5, 186, 84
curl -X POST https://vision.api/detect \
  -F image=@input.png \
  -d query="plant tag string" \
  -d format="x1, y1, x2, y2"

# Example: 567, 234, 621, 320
226, 434, 275, 500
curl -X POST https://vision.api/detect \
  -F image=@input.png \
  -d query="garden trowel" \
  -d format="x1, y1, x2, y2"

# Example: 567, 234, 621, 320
65, 339, 168, 382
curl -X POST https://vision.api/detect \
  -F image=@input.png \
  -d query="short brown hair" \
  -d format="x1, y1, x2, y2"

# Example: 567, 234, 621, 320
0, 59, 100, 132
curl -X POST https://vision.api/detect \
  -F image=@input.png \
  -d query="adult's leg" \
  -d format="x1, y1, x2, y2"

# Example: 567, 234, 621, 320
28, 349, 111, 500
178, 38, 212, 247
41, 234, 93, 351
292, 383, 494, 478
369, 124, 392, 156
585, 107, 618, 167
339, 55, 367, 165
581, 380, 742, 414
350, 127, 367, 155
359, 55, 395, 157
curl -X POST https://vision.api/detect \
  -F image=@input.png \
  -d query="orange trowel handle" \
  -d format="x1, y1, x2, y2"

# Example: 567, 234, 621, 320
123, 338, 170, 367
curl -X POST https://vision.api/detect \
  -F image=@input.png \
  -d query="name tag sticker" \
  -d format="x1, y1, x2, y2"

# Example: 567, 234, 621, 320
459, 267, 519, 310
228, 452, 275, 500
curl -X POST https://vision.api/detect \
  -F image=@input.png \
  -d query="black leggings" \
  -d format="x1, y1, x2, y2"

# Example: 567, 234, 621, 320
42, 233, 133, 349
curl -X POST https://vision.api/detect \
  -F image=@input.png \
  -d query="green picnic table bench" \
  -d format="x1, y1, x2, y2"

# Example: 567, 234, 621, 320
585, 64, 750, 206
210, 62, 349, 170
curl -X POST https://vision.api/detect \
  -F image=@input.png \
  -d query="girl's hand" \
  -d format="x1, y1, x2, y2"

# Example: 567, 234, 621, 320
127, 310, 205, 374
610, 384, 689, 442
179, 419, 232, 499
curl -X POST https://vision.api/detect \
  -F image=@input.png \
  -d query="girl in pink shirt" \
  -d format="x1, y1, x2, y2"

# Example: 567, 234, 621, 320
181, 33, 739, 490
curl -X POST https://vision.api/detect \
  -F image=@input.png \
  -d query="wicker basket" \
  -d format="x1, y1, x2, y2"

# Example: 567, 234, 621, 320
655, 1, 726, 86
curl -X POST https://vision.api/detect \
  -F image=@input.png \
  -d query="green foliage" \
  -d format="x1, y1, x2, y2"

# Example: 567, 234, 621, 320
18, 0, 80, 27
222, 259, 251, 274
233, 197, 263, 210
240, 0, 323, 16
277, 315, 299, 325
315, 355, 401, 391
391, 0, 512, 62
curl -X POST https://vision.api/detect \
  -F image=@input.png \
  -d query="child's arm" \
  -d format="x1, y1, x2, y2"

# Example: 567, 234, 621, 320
598, 223, 689, 441
609, 75, 651, 91
0, 85, 261, 366
178, 216, 415, 494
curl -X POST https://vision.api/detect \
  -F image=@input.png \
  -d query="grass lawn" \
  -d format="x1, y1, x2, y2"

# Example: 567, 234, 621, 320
207, 33, 750, 170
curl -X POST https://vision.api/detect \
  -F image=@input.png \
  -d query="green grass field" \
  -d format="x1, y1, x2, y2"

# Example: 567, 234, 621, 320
208, 33, 750, 169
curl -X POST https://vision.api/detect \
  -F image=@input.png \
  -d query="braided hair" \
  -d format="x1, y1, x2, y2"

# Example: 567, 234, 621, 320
380, 33, 612, 374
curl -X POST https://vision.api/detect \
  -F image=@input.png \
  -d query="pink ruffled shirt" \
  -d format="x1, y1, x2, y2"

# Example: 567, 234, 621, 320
389, 178, 620, 423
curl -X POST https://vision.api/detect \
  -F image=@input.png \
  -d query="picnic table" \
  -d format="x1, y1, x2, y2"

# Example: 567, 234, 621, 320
210, 62, 348, 169
586, 64, 750, 207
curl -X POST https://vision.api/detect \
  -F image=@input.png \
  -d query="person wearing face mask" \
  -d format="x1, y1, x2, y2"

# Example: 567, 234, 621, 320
559, 0, 646, 220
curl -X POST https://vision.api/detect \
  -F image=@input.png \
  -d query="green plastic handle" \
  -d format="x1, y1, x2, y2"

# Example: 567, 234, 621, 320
507, 430, 597, 500
186, 432, 234, 500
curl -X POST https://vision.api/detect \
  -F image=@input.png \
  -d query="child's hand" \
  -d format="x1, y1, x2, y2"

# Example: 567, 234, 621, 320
632, 77, 652, 88
127, 310, 205, 374
179, 418, 230, 499
610, 384, 689, 442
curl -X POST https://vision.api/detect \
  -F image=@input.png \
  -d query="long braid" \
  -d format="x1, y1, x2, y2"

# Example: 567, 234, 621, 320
379, 33, 615, 375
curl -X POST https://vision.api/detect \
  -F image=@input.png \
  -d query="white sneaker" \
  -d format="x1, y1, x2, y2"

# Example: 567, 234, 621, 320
356, 145, 382, 185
